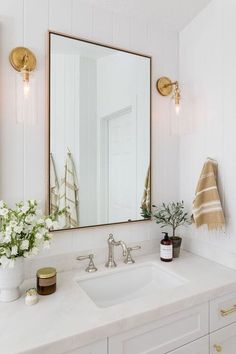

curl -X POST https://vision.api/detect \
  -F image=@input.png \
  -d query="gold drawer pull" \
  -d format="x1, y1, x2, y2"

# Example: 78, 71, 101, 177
214, 344, 222, 352
220, 304, 236, 317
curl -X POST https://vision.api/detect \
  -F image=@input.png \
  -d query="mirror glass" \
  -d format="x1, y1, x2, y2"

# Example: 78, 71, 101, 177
49, 32, 151, 230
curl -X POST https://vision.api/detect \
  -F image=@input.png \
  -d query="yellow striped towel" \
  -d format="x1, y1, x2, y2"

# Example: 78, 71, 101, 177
59, 152, 79, 228
192, 159, 225, 230
50, 153, 59, 214
141, 165, 151, 213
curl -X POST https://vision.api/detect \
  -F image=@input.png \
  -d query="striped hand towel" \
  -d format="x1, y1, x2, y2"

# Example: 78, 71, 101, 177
192, 159, 225, 230
50, 153, 59, 214
59, 152, 79, 228
141, 165, 151, 213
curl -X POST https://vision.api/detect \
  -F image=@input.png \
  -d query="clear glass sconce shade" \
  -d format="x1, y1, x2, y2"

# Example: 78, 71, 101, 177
23, 80, 30, 98
170, 95, 181, 117
172, 83, 181, 116
170, 98, 181, 135
175, 101, 180, 115
16, 71, 37, 124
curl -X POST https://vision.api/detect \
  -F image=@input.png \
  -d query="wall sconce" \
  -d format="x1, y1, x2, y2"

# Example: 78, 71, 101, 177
156, 77, 181, 115
9, 47, 37, 123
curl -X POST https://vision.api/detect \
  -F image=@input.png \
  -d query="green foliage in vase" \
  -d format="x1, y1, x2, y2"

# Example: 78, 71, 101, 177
152, 201, 190, 237
0, 200, 66, 268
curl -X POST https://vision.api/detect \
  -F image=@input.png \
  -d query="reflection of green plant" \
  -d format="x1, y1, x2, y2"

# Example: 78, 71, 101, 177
140, 206, 151, 219
152, 201, 190, 237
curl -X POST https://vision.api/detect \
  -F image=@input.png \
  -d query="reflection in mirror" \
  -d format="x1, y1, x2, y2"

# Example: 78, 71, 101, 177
49, 32, 151, 230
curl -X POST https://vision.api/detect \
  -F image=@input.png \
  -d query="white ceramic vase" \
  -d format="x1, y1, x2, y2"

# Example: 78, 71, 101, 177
0, 257, 24, 302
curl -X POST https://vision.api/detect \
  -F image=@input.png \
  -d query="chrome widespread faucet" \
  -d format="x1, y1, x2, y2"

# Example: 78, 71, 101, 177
105, 233, 128, 268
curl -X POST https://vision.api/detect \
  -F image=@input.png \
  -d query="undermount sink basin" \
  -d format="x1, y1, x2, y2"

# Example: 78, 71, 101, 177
76, 262, 186, 308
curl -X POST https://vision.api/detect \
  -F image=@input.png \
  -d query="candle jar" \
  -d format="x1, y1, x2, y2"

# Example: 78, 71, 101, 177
36, 267, 56, 295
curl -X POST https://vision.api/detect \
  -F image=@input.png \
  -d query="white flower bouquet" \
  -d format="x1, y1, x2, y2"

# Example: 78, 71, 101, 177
0, 200, 63, 268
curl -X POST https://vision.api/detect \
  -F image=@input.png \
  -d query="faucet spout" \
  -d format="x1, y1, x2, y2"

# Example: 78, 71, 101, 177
119, 241, 128, 257
105, 234, 128, 268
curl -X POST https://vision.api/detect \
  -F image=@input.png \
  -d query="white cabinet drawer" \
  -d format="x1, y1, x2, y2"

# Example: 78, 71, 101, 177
108, 303, 208, 354
168, 336, 209, 354
210, 290, 236, 331
210, 321, 236, 354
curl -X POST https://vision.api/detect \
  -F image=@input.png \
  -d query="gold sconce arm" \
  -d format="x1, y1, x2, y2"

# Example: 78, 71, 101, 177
156, 76, 181, 115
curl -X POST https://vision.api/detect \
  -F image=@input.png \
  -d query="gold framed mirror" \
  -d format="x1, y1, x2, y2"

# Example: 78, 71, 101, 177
48, 31, 151, 231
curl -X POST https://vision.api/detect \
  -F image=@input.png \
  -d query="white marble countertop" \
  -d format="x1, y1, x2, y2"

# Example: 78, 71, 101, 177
1, 251, 236, 354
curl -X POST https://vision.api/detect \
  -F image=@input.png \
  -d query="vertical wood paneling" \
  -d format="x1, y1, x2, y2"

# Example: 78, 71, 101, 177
0, 0, 179, 258
147, 23, 179, 203
23, 0, 49, 202
113, 13, 131, 49
50, 54, 66, 178
64, 56, 76, 157
130, 19, 148, 53
71, 0, 93, 38
0, 0, 24, 204
92, 6, 113, 44
49, 0, 72, 33
222, 0, 236, 223
179, 0, 236, 270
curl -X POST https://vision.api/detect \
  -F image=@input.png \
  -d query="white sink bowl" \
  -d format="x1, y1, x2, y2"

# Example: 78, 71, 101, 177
76, 262, 186, 308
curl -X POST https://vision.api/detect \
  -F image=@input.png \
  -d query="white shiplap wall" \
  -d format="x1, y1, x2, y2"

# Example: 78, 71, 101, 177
179, 0, 236, 269
0, 0, 179, 261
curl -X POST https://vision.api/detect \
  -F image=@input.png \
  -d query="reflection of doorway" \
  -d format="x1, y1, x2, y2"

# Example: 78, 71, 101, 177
99, 106, 137, 223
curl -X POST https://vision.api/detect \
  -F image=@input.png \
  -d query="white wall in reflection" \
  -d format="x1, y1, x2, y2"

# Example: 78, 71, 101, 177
50, 35, 150, 228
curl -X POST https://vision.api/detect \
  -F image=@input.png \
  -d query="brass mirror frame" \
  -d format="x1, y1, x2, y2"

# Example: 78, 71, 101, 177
47, 30, 152, 232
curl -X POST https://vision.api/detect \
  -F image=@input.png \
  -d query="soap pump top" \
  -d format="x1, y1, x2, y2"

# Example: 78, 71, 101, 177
162, 232, 169, 241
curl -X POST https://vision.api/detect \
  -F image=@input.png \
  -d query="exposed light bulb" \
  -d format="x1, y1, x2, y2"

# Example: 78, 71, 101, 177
22, 69, 30, 98
175, 103, 180, 115
16, 69, 36, 124
23, 80, 30, 97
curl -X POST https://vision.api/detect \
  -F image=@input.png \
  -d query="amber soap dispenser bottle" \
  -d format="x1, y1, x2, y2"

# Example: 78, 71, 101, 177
160, 232, 173, 262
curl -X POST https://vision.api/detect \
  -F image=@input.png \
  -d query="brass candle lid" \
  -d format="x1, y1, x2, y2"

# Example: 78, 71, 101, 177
25, 288, 37, 296
37, 267, 56, 279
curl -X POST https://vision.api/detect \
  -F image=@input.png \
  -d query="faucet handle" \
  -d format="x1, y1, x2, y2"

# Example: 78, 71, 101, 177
124, 245, 141, 264
76, 254, 98, 273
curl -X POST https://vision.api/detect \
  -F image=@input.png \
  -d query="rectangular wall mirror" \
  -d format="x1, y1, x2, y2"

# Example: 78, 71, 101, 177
48, 31, 151, 231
